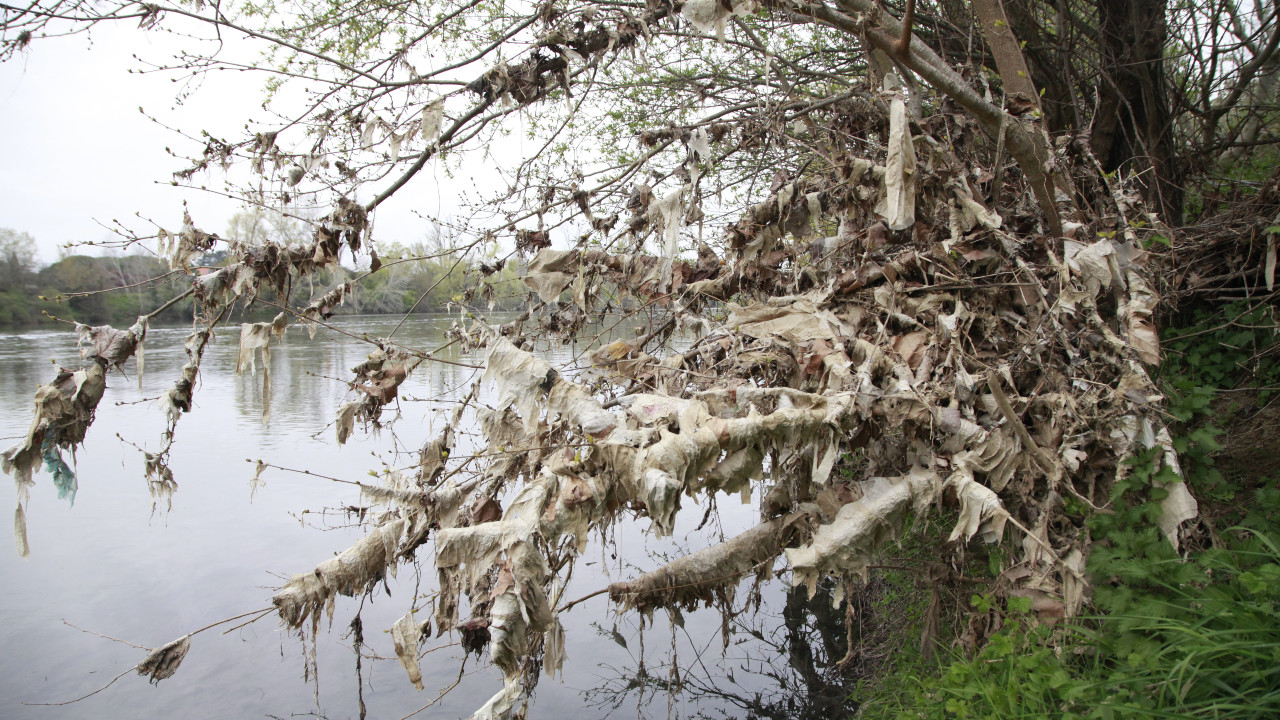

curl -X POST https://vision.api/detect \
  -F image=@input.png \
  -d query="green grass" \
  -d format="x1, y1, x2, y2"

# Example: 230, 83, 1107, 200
860, 521, 1280, 720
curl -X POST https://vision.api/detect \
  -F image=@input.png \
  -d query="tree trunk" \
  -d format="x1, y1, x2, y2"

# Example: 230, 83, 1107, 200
1092, 0, 1183, 224
1003, 0, 1079, 134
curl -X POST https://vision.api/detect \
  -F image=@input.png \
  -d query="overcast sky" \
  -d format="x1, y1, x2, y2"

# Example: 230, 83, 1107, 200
0, 20, 474, 267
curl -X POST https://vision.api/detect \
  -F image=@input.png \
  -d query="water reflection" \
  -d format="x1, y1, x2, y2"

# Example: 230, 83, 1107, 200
584, 581, 859, 720
0, 315, 861, 719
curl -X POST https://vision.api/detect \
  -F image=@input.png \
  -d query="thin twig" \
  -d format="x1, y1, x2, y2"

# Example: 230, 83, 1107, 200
23, 667, 134, 706
186, 607, 276, 637
221, 608, 276, 635
400, 656, 470, 720
559, 587, 610, 612
28, 606, 267, 707
61, 620, 147, 649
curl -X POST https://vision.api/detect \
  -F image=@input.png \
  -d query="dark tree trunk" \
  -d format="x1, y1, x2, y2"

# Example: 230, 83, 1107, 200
1005, 0, 1077, 135
1092, 0, 1183, 225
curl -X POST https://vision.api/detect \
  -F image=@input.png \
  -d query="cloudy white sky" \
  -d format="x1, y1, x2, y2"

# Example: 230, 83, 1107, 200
2, 25, 238, 263
0, 19, 471, 266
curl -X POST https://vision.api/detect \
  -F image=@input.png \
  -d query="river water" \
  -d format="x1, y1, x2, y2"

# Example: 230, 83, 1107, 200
0, 314, 857, 719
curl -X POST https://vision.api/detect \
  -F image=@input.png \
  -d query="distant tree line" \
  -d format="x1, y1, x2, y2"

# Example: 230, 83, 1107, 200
0, 228, 189, 328
0, 224, 526, 330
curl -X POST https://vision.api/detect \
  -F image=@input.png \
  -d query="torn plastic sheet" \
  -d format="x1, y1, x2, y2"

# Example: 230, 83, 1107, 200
522, 248, 578, 304
435, 474, 554, 590
157, 329, 212, 426
787, 470, 938, 596
1064, 238, 1118, 298
391, 610, 425, 690
1061, 548, 1088, 617
237, 313, 288, 376
273, 518, 407, 628
42, 437, 76, 504
701, 444, 765, 494
487, 545, 553, 675
436, 479, 555, 680
1267, 231, 1276, 292
648, 188, 685, 291
347, 347, 416, 415
805, 191, 823, 237
726, 291, 849, 345
543, 616, 566, 678
161, 212, 215, 271
483, 337, 555, 434
416, 425, 455, 488
689, 127, 710, 161
546, 380, 617, 436
237, 312, 288, 423
468, 676, 523, 720
136, 634, 192, 684
937, 406, 1025, 493
1110, 414, 1199, 547
420, 99, 444, 141
811, 431, 840, 485
947, 179, 1001, 236
681, 0, 758, 42
618, 393, 711, 431
5, 360, 109, 555
1021, 511, 1054, 567
611, 512, 808, 614
195, 263, 257, 312
76, 320, 145, 370
944, 468, 1010, 544
335, 401, 360, 444
875, 95, 916, 231
1121, 267, 1161, 365
13, 505, 28, 557
301, 282, 352, 339
485, 338, 621, 439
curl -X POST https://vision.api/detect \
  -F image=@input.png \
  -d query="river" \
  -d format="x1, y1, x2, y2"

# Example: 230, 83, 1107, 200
0, 314, 857, 719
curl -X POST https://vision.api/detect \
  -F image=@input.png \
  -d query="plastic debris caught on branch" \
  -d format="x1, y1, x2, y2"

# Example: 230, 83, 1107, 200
876, 88, 917, 231
4, 17, 1213, 714
390, 610, 425, 690
236, 313, 288, 423
135, 634, 191, 684
273, 518, 408, 629
4, 360, 108, 556
483, 337, 556, 434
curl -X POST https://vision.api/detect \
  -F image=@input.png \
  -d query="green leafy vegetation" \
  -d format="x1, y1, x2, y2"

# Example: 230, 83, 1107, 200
0, 249, 195, 328
858, 303, 1280, 720
863, 514, 1280, 720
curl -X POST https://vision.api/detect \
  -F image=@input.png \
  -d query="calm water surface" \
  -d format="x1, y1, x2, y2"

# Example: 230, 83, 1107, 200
0, 315, 854, 719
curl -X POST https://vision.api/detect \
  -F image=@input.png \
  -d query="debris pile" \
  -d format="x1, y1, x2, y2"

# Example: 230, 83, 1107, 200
259, 98, 1196, 714
2, 8, 1206, 716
